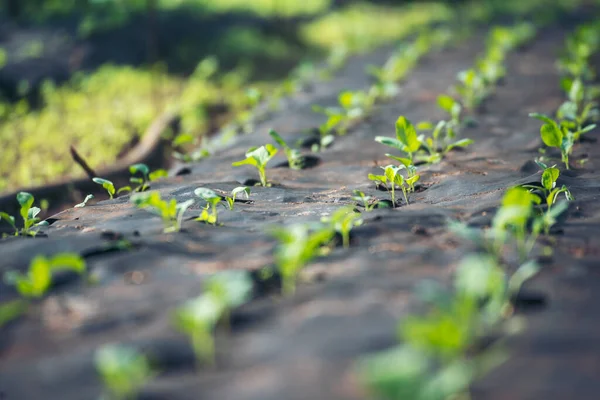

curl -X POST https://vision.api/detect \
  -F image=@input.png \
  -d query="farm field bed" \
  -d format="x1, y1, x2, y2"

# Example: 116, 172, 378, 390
1, 11, 600, 400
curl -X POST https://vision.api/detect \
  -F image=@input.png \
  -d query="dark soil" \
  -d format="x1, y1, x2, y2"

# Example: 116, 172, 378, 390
2, 23, 600, 400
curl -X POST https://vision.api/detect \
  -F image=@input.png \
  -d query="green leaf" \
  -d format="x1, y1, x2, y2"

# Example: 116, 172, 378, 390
28, 207, 41, 220
437, 95, 456, 113
205, 270, 253, 309
540, 123, 562, 148
0, 212, 16, 228
93, 177, 116, 196
194, 188, 221, 205
375, 136, 405, 151
541, 167, 559, 191
446, 138, 474, 151
148, 169, 168, 181
395, 116, 420, 153
454, 254, 505, 301
231, 186, 250, 199
385, 154, 412, 168
129, 163, 150, 177
17, 192, 34, 209
50, 253, 86, 274
117, 186, 132, 195
568, 78, 584, 103
508, 260, 540, 295
172, 133, 195, 147
24, 256, 52, 297
269, 130, 289, 149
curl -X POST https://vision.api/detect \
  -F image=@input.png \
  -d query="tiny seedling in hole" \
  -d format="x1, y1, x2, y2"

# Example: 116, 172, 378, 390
4, 253, 86, 298
529, 113, 586, 169
194, 188, 222, 226
321, 206, 363, 249
523, 162, 573, 235
131, 191, 194, 233
269, 129, 305, 170
352, 190, 379, 212
118, 164, 169, 194
95, 344, 153, 400
173, 270, 252, 364
74, 194, 94, 208
224, 186, 251, 210
368, 165, 414, 206
271, 223, 334, 295
93, 177, 116, 199
0, 192, 44, 236
232, 144, 278, 187
312, 105, 343, 151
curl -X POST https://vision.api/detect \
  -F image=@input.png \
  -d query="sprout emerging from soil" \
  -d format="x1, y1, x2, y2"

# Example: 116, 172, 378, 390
0, 192, 44, 237
232, 144, 278, 187
4, 253, 86, 298
131, 191, 194, 233
95, 344, 153, 400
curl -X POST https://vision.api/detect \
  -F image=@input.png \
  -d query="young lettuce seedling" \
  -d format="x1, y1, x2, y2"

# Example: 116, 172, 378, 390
455, 69, 487, 111
321, 206, 363, 249
368, 165, 412, 206
232, 144, 278, 187
0, 192, 44, 237
194, 188, 222, 226
131, 191, 194, 233
352, 190, 379, 212
529, 113, 582, 169
93, 177, 116, 199
376, 116, 422, 166
118, 164, 169, 194
271, 223, 334, 295
224, 186, 251, 210
269, 129, 305, 170
4, 253, 86, 298
95, 344, 153, 400
173, 270, 252, 364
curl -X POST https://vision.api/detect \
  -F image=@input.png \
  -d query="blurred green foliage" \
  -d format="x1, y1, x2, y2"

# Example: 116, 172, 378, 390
301, 2, 454, 52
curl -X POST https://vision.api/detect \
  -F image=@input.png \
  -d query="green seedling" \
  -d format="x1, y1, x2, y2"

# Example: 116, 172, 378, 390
376, 116, 422, 165
529, 113, 587, 169
131, 191, 194, 233
173, 271, 252, 365
352, 190, 379, 212
271, 223, 335, 295
1, 192, 42, 236
203, 270, 253, 330
556, 78, 598, 140
95, 344, 153, 400
93, 177, 116, 199
321, 206, 363, 249
74, 194, 94, 208
118, 164, 169, 194
455, 68, 487, 110
522, 163, 573, 235
194, 188, 222, 226
173, 294, 221, 365
269, 129, 304, 170
312, 105, 344, 150
491, 186, 540, 261
368, 165, 412, 206
416, 120, 474, 162
4, 253, 86, 299
224, 186, 251, 210
232, 144, 278, 187
437, 95, 462, 138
